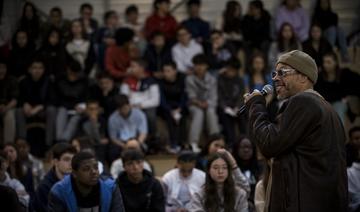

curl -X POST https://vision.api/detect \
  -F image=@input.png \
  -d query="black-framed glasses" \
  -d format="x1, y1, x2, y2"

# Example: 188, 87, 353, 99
272, 68, 297, 78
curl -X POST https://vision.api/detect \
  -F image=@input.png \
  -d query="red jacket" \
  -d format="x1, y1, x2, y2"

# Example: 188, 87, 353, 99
144, 13, 178, 41
105, 46, 131, 80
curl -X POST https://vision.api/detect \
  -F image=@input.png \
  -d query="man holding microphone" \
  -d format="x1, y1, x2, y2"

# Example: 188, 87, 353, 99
244, 50, 347, 212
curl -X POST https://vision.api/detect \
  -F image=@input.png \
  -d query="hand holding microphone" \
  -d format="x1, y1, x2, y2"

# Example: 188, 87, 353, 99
238, 84, 274, 115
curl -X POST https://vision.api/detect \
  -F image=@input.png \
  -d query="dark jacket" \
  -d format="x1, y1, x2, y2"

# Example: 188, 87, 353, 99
0, 185, 23, 212
245, 91, 347, 212
18, 75, 54, 106
117, 170, 165, 212
54, 75, 89, 109
88, 85, 119, 119
159, 72, 187, 112
302, 38, 333, 66
0, 75, 18, 105
32, 168, 59, 212
143, 44, 172, 74
38, 44, 67, 78
217, 74, 245, 109
48, 175, 124, 212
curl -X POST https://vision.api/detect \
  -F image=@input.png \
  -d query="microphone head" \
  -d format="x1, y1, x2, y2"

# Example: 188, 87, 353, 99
262, 84, 273, 95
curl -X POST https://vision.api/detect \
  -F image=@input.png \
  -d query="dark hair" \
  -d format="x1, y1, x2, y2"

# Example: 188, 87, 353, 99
69, 19, 87, 40
187, 0, 201, 7
192, 53, 209, 65
71, 151, 96, 171
223, 1, 242, 34
50, 7, 62, 15
150, 31, 165, 40
122, 149, 145, 164
80, 3, 93, 12
232, 136, 261, 180
249, 0, 264, 10
132, 59, 148, 69
162, 60, 177, 70
72, 136, 95, 151
103, 10, 117, 22
277, 22, 299, 52
177, 151, 197, 163
320, 51, 341, 82
43, 27, 62, 47
114, 94, 130, 108
200, 133, 224, 156
177, 25, 190, 35
349, 126, 360, 138
86, 99, 99, 106
11, 29, 34, 50
125, 5, 138, 15
97, 71, 114, 80
52, 143, 77, 160
314, 0, 332, 12
225, 57, 241, 70
210, 29, 223, 36
115, 27, 135, 46
204, 153, 236, 212
153, 0, 171, 10
2, 143, 25, 180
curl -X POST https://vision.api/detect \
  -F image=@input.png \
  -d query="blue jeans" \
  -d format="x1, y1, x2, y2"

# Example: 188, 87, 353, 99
324, 26, 349, 58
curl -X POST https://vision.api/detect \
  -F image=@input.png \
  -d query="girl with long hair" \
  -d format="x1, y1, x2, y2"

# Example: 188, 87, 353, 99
190, 150, 249, 212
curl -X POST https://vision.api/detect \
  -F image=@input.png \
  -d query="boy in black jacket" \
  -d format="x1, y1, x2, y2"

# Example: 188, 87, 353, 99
117, 149, 165, 212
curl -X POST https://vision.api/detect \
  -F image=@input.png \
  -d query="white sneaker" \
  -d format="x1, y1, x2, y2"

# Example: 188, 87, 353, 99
191, 143, 201, 153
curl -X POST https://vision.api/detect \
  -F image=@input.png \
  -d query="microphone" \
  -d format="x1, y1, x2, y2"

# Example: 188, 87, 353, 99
237, 84, 273, 115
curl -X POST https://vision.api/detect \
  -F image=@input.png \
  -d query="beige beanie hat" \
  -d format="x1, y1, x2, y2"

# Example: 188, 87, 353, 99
276, 50, 318, 83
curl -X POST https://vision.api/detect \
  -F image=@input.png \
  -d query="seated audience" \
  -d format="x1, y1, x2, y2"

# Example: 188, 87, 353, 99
96, 10, 119, 70
78, 3, 99, 40
144, 0, 178, 42
346, 126, 360, 167
8, 30, 36, 78
88, 72, 119, 119
15, 139, 45, 190
217, 58, 246, 144
181, 0, 210, 43
110, 138, 153, 179
3, 143, 35, 195
105, 27, 140, 81
0, 152, 29, 209
172, 26, 203, 74
190, 151, 249, 212
123, 5, 147, 54
117, 149, 165, 212
121, 59, 160, 139
143, 31, 172, 78
242, 0, 271, 55
216, 1, 243, 50
0, 60, 17, 144
17, 2, 43, 45
16, 58, 56, 146
302, 23, 333, 66
77, 100, 109, 163
244, 52, 272, 92
162, 152, 205, 211
41, 7, 71, 40
158, 61, 187, 152
32, 143, 77, 212
48, 151, 125, 211
65, 19, 96, 76
233, 136, 263, 206
38, 28, 67, 78
315, 52, 360, 122
203, 30, 235, 74
108, 94, 148, 160
312, 0, 350, 61
186, 54, 219, 152
54, 59, 89, 142
275, 0, 310, 42
195, 134, 226, 171
268, 22, 302, 72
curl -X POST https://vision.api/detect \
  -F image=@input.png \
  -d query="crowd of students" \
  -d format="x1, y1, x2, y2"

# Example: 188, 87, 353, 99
0, 0, 360, 211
